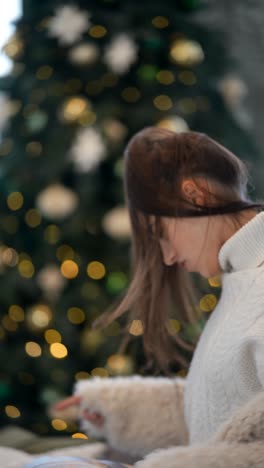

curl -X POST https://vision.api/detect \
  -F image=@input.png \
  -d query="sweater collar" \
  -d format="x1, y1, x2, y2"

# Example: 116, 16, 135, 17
219, 211, 264, 273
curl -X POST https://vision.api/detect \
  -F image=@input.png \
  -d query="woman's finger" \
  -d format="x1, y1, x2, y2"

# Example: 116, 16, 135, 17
53, 395, 82, 410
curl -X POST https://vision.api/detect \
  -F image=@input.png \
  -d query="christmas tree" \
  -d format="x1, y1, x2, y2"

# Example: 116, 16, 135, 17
0, 0, 261, 436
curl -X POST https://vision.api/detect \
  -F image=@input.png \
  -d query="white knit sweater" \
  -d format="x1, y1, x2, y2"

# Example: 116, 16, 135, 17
184, 210, 264, 445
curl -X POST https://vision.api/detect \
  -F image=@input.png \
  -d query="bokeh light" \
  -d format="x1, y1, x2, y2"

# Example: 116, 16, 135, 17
44, 329, 62, 344
87, 261, 106, 280
25, 341, 42, 357
5, 405, 21, 418
50, 343, 68, 359
67, 307, 86, 324
7, 191, 24, 210
61, 260, 79, 279
199, 294, 218, 312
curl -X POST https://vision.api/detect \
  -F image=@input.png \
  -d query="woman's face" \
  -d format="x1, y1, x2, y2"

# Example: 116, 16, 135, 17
152, 215, 232, 278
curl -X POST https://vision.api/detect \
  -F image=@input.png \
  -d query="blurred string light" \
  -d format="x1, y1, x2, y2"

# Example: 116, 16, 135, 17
59, 96, 92, 123
2, 33, 24, 60
106, 271, 128, 294
89, 25, 107, 39
167, 319, 181, 336
25, 141, 43, 157
50, 342, 68, 358
7, 191, 24, 210
121, 87, 141, 103
169, 38, 204, 67
44, 329, 62, 344
152, 16, 170, 29
37, 264, 66, 299
2, 314, 18, 332
80, 328, 105, 353
102, 118, 128, 143
199, 294, 218, 312
75, 371, 90, 380
56, 244, 75, 261
156, 70, 175, 84
67, 307, 86, 324
129, 319, 143, 336
25, 341, 42, 357
5, 405, 21, 418
153, 94, 173, 111
61, 259, 79, 279
8, 304, 24, 322
51, 418, 67, 431
106, 354, 134, 375
157, 116, 189, 132
87, 261, 106, 280
36, 64, 53, 80
178, 70, 197, 85
0, 94, 21, 133
0, 247, 19, 267
91, 367, 108, 377
18, 258, 35, 278
68, 42, 99, 66
25, 208, 42, 227
72, 433, 89, 440
44, 225, 60, 244
26, 304, 52, 331
208, 275, 222, 287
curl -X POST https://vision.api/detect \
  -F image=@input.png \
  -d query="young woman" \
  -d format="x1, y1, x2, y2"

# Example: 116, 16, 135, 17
54, 127, 264, 467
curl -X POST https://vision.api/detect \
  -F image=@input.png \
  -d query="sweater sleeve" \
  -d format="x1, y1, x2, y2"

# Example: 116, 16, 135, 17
73, 375, 189, 457
253, 324, 264, 389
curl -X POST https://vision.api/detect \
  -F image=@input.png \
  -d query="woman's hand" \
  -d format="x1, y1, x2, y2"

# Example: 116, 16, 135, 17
53, 395, 105, 427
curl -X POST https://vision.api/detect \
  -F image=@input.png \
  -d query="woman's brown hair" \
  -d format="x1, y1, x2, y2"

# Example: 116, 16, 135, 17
93, 126, 264, 374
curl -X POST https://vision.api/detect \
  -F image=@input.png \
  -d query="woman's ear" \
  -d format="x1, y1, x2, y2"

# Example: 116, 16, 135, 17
181, 179, 205, 206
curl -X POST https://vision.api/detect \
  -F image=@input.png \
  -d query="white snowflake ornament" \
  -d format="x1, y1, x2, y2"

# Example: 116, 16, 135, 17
103, 33, 138, 74
48, 5, 91, 45
36, 184, 79, 220
71, 127, 107, 172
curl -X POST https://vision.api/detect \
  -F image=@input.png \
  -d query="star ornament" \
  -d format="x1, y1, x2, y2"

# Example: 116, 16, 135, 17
48, 5, 91, 45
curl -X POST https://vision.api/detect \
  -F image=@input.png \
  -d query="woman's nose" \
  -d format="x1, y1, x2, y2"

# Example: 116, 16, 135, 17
159, 240, 177, 266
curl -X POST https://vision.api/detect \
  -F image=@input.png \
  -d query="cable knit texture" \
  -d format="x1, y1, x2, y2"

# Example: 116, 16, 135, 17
73, 375, 188, 456
184, 211, 264, 445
